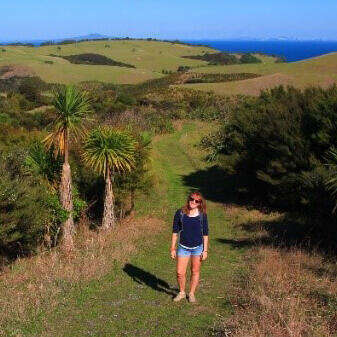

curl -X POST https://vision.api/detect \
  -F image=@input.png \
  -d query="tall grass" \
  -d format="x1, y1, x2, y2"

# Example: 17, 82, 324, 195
212, 206, 337, 337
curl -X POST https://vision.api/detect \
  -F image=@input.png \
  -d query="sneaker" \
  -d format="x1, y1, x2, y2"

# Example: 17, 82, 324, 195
173, 291, 186, 302
188, 293, 196, 303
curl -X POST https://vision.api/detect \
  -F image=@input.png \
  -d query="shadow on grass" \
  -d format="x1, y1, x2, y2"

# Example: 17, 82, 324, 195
216, 215, 337, 256
183, 165, 337, 257
182, 165, 261, 207
123, 263, 178, 296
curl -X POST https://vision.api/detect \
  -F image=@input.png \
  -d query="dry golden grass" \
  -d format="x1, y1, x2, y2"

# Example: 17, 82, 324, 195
0, 215, 165, 332
177, 52, 337, 96
214, 206, 337, 337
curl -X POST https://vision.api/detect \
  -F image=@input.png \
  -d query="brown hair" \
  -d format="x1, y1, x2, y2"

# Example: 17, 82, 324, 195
182, 191, 207, 215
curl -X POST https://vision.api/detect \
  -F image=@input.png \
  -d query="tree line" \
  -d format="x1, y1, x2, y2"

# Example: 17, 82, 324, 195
201, 85, 337, 245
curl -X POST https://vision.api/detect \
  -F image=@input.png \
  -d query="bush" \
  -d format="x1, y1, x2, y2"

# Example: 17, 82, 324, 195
240, 53, 262, 64
18, 76, 48, 102
183, 52, 239, 65
202, 85, 337, 225
53, 53, 136, 68
0, 150, 64, 257
177, 66, 190, 72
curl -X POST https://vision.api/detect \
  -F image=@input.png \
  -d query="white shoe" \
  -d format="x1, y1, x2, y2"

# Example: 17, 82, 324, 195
173, 291, 186, 302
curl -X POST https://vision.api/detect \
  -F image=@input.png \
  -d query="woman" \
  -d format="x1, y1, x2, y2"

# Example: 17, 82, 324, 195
170, 191, 209, 303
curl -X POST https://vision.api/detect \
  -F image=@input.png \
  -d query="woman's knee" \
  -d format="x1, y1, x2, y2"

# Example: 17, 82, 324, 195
191, 264, 200, 275
176, 271, 186, 279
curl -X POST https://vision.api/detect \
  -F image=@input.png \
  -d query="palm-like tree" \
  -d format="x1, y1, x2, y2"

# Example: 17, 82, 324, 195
83, 127, 136, 229
25, 142, 62, 188
325, 148, 337, 212
44, 85, 92, 249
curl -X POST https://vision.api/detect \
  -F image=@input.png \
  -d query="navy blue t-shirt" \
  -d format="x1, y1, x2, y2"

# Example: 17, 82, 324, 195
172, 209, 209, 248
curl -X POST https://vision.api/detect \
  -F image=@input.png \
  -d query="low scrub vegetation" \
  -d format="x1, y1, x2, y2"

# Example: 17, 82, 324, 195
50, 53, 136, 68
183, 52, 263, 65
184, 72, 261, 83
239, 53, 262, 64
202, 85, 337, 243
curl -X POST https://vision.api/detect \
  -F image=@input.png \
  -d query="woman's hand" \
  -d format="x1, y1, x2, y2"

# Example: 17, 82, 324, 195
170, 249, 176, 260
201, 251, 208, 261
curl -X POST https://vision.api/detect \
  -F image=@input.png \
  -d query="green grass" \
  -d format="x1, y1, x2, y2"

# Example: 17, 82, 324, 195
0, 40, 216, 84
177, 52, 337, 95
5, 121, 246, 337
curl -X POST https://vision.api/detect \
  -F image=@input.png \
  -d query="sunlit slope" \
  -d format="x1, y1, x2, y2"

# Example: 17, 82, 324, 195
177, 52, 337, 95
0, 40, 215, 84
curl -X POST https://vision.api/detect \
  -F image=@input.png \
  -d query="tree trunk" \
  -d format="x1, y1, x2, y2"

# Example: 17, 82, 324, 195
60, 131, 74, 250
102, 165, 115, 229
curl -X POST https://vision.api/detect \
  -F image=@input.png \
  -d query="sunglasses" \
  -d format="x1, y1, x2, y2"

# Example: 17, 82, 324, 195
189, 197, 202, 204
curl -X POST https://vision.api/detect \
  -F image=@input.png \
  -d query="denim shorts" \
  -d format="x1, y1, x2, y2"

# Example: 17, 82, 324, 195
177, 243, 203, 257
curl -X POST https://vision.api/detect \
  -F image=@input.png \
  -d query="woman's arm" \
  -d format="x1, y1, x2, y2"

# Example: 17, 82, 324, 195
170, 233, 178, 259
202, 235, 208, 261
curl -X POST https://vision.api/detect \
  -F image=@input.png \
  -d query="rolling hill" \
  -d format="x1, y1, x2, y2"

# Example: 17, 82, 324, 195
0, 40, 216, 84
176, 52, 337, 95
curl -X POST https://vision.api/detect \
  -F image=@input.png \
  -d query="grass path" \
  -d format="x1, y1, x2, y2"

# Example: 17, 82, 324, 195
21, 121, 245, 337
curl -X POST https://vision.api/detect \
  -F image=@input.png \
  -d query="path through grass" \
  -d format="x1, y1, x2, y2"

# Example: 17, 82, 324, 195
14, 121, 245, 337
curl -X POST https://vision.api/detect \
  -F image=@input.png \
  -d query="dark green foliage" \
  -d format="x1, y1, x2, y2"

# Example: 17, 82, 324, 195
239, 53, 262, 64
18, 76, 47, 102
51, 53, 136, 68
0, 93, 53, 130
1, 48, 5, 52
44, 60, 54, 64
184, 72, 261, 84
177, 66, 191, 72
0, 76, 49, 98
183, 52, 239, 65
0, 150, 63, 257
183, 52, 264, 65
123, 73, 182, 96
162, 69, 173, 74
189, 106, 220, 121
202, 85, 337, 226
324, 149, 337, 211
25, 142, 62, 185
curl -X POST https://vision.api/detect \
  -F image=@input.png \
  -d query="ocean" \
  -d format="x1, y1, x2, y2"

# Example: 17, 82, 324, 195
183, 40, 337, 62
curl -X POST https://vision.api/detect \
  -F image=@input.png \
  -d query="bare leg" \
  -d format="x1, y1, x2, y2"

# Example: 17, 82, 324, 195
176, 256, 190, 293
190, 255, 201, 295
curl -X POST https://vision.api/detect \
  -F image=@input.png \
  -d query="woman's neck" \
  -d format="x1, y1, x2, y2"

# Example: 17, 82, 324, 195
188, 208, 199, 216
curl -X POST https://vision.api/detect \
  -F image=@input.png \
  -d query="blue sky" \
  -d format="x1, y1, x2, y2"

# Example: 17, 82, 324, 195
2, 0, 337, 41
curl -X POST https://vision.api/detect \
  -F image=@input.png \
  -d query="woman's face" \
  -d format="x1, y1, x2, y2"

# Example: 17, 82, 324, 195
188, 194, 202, 210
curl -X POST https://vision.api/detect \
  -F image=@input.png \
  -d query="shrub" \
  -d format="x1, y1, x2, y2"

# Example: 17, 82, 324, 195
0, 150, 63, 257
53, 53, 136, 68
177, 66, 191, 72
240, 53, 262, 64
18, 76, 48, 102
182, 52, 239, 65
202, 85, 337, 225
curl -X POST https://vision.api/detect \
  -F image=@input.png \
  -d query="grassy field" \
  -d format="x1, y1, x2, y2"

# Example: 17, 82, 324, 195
177, 52, 337, 95
0, 40, 216, 84
0, 121, 247, 337
1, 120, 336, 336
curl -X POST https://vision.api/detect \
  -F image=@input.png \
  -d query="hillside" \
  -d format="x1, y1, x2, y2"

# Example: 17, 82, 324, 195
0, 40, 216, 84
1, 120, 336, 336
176, 52, 337, 95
